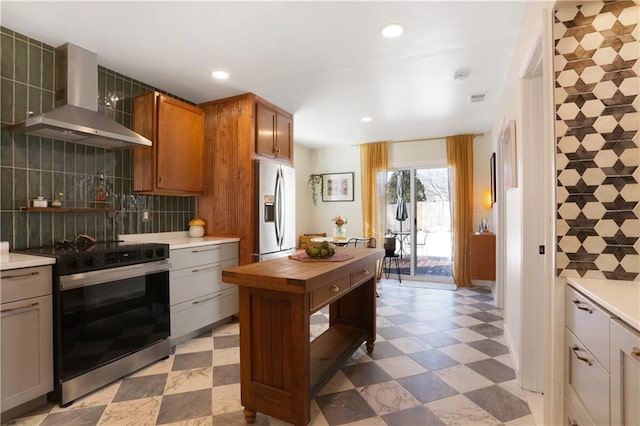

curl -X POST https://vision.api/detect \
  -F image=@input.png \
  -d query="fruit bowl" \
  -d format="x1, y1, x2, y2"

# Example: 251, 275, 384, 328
305, 241, 336, 258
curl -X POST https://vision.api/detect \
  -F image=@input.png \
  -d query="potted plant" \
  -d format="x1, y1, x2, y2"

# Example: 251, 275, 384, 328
307, 174, 322, 206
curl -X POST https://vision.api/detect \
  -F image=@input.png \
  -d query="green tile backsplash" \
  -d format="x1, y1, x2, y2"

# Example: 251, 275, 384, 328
0, 26, 197, 249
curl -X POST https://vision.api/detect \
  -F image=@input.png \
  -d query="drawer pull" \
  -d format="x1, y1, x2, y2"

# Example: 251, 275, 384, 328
2, 271, 40, 280
191, 266, 221, 273
632, 347, 640, 361
363, 269, 370, 275
572, 300, 593, 313
571, 345, 593, 366
1, 302, 39, 314
191, 247, 219, 253
192, 294, 221, 304
330, 285, 340, 293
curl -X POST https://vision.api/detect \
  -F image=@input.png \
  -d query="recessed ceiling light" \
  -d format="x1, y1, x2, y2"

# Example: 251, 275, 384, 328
211, 70, 229, 80
361, 116, 373, 122
381, 23, 404, 38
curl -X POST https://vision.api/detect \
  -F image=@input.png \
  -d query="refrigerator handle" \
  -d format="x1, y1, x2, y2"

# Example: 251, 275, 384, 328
274, 168, 283, 246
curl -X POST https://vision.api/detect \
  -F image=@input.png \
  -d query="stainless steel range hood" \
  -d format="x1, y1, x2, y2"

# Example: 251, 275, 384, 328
8, 43, 151, 149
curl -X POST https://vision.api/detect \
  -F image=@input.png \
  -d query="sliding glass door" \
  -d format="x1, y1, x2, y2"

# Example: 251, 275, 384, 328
385, 168, 453, 282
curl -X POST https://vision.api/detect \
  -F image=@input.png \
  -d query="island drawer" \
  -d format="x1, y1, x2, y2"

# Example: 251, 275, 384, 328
349, 261, 375, 288
310, 276, 349, 312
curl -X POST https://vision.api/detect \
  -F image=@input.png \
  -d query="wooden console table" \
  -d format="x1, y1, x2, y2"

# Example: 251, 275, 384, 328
222, 248, 384, 426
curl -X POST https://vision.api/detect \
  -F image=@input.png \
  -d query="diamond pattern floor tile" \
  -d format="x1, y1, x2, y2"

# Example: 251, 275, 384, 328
6, 280, 534, 425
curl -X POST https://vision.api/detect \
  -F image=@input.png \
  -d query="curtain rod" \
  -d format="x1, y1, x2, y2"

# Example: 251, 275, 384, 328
352, 133, 484, 146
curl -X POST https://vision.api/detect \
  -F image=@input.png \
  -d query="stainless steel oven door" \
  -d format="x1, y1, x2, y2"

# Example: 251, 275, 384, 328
57, 260, 170, 382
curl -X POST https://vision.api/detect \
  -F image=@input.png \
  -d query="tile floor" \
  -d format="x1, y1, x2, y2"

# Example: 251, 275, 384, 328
5, 280, 537, 425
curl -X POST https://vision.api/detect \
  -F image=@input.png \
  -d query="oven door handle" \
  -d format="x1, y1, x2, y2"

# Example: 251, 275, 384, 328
60, 260, 170, 291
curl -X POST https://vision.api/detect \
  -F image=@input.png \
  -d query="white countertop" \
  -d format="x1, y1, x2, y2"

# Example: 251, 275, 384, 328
119, 232, 239, 249
567, 277, 640, 332
0, 241, 55, 271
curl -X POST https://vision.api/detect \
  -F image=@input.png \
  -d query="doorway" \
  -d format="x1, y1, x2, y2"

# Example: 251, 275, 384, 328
385, 168, 453, 282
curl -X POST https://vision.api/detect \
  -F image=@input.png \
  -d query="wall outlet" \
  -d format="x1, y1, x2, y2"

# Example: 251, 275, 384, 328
142, 209, 151, 222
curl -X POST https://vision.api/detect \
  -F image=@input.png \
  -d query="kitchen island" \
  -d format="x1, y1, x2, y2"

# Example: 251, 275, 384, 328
222, 247, 384, 426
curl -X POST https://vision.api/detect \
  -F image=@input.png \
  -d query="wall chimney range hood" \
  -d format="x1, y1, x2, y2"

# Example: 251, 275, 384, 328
8, 43, 151, 149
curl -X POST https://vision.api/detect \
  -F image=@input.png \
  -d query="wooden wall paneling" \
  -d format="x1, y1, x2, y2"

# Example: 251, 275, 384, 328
199, 94, 257, 265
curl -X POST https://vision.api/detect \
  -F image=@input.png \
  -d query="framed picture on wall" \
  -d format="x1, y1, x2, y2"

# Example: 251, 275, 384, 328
322, 172, 354, 202
502, 120, 517, 190
490, 152, 496, 205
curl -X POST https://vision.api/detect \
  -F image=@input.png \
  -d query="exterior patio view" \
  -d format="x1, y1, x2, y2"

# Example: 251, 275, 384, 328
385, 169, 453, 280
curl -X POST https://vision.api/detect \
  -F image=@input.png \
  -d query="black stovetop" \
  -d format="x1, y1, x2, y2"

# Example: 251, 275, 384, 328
12, 238, 169, 275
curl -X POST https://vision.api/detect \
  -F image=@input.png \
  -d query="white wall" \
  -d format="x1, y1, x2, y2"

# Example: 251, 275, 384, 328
294, 144, 363, 238
488, 0, 554, 405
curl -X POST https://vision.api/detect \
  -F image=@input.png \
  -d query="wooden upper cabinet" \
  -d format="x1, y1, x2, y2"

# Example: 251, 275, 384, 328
133, 92, 205, 194
255, 101, 293, 163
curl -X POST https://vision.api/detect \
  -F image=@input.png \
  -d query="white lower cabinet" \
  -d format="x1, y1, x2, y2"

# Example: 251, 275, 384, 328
169, 242, 239, 342
1, 266, 53, 413
610, 319, 640, 426
565, 284, 640, 426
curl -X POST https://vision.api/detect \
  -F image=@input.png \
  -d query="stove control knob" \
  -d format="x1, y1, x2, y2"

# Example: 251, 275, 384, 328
156, 248, 165, 258
68, 258, 77, 269
84, 256, 95, 267
145, 249, 154, 259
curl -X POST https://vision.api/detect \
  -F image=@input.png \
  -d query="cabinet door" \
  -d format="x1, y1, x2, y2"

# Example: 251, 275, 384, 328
133, 92, 157, 193
1, 295, 53, 411
470, 234, 496, 280
275, 113, 292, 162
611, 319, 640, 426
256, 102, 276, 158
156, 95, 205, 192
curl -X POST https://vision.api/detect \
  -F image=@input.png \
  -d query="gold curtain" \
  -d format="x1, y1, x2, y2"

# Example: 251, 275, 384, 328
446, 134, 474, 287
359, 142, 388, 247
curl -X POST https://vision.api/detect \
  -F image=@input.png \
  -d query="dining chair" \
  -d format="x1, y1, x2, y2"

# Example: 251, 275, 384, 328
380, 237, 402, 283
345, 237, 377, 248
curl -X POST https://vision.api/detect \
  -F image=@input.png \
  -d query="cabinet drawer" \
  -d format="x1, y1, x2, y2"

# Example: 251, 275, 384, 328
1, 266, 52, 303
349, 261, 375, 288
310, 277, 349, 312
170, 287, 238, 340
170, 243, 238, 269
566, 286, 611, 370
566, 329, 609, 426
170, 259, 237, 305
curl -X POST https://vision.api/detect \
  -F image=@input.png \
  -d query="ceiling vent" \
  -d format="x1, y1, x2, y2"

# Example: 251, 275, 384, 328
469, 92, 488, 103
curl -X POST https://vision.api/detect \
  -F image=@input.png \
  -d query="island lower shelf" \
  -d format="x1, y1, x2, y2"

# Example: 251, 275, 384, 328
310, 323, 368, 397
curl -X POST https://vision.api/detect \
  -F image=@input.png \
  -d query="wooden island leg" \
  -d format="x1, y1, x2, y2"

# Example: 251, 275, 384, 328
366, 340, 375, 353
243, 407, 256, 423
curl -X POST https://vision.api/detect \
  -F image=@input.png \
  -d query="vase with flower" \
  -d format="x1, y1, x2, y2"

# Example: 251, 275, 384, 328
331, 216, 347, 240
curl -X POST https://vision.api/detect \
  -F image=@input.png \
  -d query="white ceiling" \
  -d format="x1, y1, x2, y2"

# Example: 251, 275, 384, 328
2, 1, 526, 148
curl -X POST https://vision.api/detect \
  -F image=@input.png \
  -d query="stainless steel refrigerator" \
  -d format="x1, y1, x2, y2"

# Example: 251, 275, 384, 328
255, 160, 296, 261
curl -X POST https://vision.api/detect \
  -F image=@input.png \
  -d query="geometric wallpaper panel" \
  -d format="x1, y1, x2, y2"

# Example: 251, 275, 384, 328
554, 0, 638, 281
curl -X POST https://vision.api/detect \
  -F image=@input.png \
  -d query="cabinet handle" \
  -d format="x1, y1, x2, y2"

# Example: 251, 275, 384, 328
191, 266, 221, 274
631, 347, 640, 362
329, 285, 340, 293
192, 294, 221, 304
572, 300, 593, 314
191, 247, 219, 253
363, 269, 370, 275
570, 345, 593, 366
1, 302, 39, 314
2, 271, 40, 280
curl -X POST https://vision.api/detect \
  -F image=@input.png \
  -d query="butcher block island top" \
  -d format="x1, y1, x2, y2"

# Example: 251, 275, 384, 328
222, 247, 384, 426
